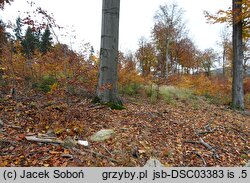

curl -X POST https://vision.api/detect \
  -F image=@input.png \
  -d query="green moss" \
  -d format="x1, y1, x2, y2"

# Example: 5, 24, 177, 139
92, 96, 101, 104
240, 154, 249, 160
106, 102, 126, 110
230, 104, 245, 111
0, 98, 5, 103
92, 96, 125, 110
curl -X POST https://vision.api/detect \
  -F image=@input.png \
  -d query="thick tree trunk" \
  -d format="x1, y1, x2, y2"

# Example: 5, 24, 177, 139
232, 0, 244, 109
97, 0, 120, 104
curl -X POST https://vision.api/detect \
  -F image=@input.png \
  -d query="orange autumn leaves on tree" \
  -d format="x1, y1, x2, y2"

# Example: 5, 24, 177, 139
136, 39, 157, 77
178, 74, 232, 103
1, 38, 99, 95
176, 38, 197, 70
204, 0, 250, 39
118, 52, 145, 95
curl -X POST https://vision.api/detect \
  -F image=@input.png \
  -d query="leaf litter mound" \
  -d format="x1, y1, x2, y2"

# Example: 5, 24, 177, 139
0, 95, 249, 167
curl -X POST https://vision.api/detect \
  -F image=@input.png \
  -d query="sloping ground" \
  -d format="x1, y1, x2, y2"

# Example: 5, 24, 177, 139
0, 95, 249, 167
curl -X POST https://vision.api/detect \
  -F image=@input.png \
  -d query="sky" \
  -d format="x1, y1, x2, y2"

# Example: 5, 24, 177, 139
1, 0, 231, 53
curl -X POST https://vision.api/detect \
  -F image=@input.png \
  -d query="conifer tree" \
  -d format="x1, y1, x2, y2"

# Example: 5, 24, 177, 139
21, 26, 38, 58
40, 27, 52, 54
13, 17, 23, 41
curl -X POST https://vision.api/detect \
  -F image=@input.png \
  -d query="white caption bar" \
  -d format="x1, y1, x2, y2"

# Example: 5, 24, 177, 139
0, 167, 249, 183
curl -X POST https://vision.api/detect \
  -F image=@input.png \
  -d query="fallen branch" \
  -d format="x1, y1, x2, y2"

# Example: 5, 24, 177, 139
25, 135, 119, 163
61, 154, 74, 159
184, 138, 219, 159
85, 105, 106, 111
7, 125, 22, 130
196, 131, 215, 135
195, 124, 218, 136
25, 136, 64, 144
198, 138, 213, 150
199, 138, 219, 159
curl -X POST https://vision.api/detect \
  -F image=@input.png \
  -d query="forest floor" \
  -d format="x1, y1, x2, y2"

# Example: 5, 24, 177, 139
0, 93, 249, 167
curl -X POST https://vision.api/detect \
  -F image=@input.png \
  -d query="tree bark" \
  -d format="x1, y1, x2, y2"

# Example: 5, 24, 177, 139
97, 0, 120, 104
232, 0, 244, 109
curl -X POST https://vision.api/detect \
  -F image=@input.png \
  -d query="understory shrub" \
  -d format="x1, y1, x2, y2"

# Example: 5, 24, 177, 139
177, 74, 231, 104
120, 82, 142, 95
37, 75, 57, 93
160, 86, 195, 104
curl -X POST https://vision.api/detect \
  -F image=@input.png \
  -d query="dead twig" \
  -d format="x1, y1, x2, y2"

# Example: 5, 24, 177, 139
102, 144, 113, 156
7, 125, 22, 130
193, 151, 207, 167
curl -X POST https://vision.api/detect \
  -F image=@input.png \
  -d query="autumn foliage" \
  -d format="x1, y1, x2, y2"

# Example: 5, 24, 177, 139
0, 0, 250, 168
205, 0, 250, 39
176, 75, 231, 103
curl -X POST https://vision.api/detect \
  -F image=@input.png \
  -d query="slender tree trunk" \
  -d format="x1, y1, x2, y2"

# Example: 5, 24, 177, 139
222, 45, 226, 76
207, 67, 211, 77
160, 55, 165, 77
63, 46, 70, 103
97, 0, 120, 104
165, 40, 170, 79
141, 42, 145, 76
232, 0, 244, 109
9, 42, 16, 98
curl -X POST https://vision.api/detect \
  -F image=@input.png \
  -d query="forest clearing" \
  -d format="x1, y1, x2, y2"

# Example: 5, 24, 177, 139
0, 0, 250, 167
0, 87, 249, 167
